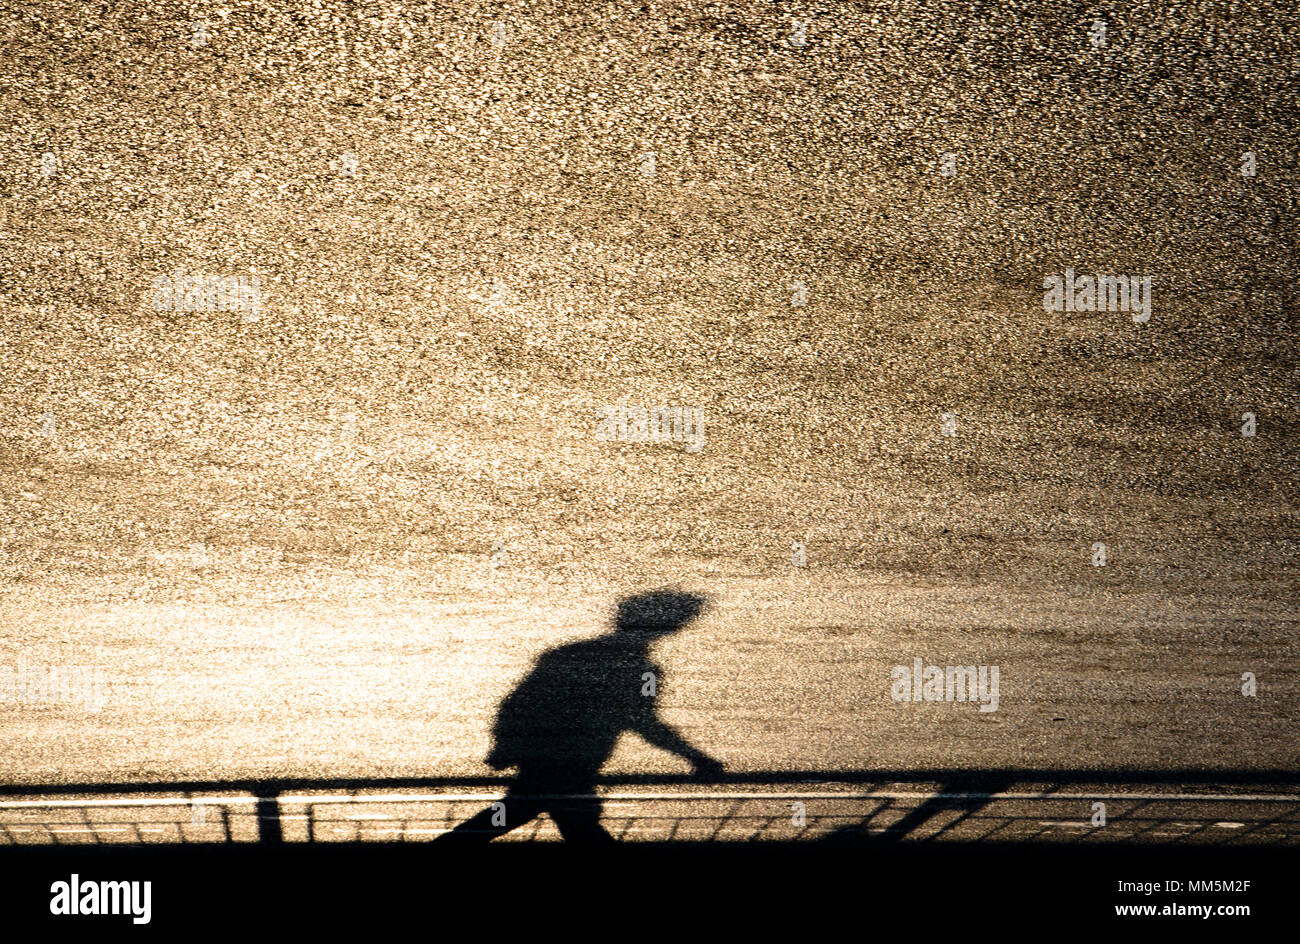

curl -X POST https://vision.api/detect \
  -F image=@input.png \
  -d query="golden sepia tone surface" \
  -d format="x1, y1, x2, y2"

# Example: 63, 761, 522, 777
0, 2, 1296, 796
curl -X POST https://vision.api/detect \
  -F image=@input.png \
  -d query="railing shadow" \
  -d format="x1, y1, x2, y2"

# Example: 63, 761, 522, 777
1, 768, 1296, 847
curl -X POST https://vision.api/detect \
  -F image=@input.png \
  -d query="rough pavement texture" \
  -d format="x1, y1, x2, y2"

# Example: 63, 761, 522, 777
0, 3, 1296, 785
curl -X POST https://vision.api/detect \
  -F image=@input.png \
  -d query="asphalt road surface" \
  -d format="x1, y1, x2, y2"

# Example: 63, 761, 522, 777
0, 3, 1296, 822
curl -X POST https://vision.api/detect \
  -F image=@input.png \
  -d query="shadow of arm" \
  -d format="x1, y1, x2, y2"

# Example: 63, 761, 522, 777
635, 717, 724, 776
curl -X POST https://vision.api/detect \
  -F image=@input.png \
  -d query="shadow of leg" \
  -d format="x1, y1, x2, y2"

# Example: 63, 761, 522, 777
436, 794, 546, 843
548, 797, 616, 844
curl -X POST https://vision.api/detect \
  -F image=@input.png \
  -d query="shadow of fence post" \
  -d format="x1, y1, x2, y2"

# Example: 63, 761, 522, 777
255, 787, 283, 844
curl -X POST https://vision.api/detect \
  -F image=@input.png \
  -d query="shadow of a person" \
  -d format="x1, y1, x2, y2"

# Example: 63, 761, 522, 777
438, 590, 723, 843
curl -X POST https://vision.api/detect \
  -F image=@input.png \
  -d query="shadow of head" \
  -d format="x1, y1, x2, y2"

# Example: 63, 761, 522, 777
614, 590, 710, 640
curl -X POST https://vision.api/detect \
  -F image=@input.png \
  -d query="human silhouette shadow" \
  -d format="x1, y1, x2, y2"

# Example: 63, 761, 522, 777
437, 590, 723, 843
